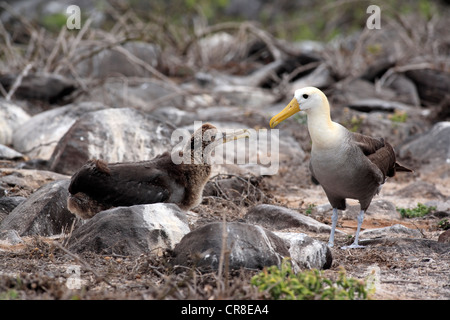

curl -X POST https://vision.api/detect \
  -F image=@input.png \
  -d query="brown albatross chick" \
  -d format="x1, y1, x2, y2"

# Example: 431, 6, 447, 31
270, 87, 413, 249
67, 124, 249, 219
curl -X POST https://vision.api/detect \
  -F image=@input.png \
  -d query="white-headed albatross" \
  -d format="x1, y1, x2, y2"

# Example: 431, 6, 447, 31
68, 124, 249, 219
270, 87, 413, 249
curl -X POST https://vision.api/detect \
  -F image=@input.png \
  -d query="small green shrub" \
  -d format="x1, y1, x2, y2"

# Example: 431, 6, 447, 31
438, 218, 450, 230
397, 203, 436, 218
389, 110, 408, 123
251, 259, 371, 300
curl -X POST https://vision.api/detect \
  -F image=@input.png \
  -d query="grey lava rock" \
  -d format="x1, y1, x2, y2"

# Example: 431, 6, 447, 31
359, 224, 423, 240
0, 179, 76, 236
67, 203, 190, 256
0, 99, 30, 146
275, 232, 332, 270
172, 222, 290, 271
12, 102, 106, 160
245, 204, 333, 233
48, 108, 175, 175
399, 121, 450, 164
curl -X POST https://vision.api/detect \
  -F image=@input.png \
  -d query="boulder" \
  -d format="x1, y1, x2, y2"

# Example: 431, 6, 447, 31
74, 42, 161, 79
245, 204, 334, 233
67, 203, 190, 256
0, 73, 76, 103
0, 196, 26, 223
0, 144, 26, 160
12, 102, 106, 160
399, 121, 450, 164
82, 79, 184, 110
0, 99, 30, 145
275, 232, 332, 270
48, 108, 175, 175
172, 222, 289, 271
359, 224, 423, 240
0, 179, 76, 236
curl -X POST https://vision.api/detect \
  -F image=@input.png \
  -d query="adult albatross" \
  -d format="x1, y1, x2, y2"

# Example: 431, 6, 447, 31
270, 87, 412, 249
68, 123, 249, 219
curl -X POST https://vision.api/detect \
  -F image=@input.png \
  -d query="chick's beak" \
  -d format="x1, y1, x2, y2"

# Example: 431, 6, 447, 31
221, 129, 250, 144
269, 97, 300, 128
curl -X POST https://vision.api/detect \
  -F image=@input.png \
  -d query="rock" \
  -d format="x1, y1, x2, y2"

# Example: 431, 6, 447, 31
0, 196, 26, 223
426, 200, 450, 214
0, 144, 26, 160
336, 79, 398, 103
399, 121, 450, 164
0, 168, 70, 197
384, 73, 420, 106
342, 199, 401, 220
12, 102, 107, 160
275, 232, 332, 270
438, 230, 450, 243
394, 181, 446, 200
359, 224, 423, 240
212, 85, 277, 108
405, 69, 450, 105
0, 73, 76, 103
172, 221, 289, 271
74, 42, 161, 79
348, 99, 413, 113
0, 99, 30, 145
245, 204, 336, 233
67, 203, 190, 256
0, 179, 77, 236
360, 238, 450, 255
289, 63, 334, 95
83, 79, 184, 110
0, 229, 23, 245
48, 108, 175, 175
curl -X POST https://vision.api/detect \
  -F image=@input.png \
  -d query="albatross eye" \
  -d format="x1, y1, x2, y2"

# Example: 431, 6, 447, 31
302, 94, 309, 99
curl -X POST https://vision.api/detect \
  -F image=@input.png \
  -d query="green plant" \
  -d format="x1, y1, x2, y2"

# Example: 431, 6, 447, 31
305, 203, 316, 215
389, 110, 408, 123
438, 218, 450, 230
397, 203, 436, 218
251, 259, 371, 300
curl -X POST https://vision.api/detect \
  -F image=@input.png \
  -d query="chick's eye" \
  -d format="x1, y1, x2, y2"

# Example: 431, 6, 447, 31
302, 94, 309, 99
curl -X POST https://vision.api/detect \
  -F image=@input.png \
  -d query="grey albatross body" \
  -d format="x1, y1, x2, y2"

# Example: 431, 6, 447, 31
68, 124, 249, 219
270, 87, 412, 249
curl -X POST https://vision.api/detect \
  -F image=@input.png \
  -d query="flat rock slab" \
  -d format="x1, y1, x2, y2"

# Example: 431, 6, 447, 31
0, 179, 76, 236
67, 203, 190, 256
360, 238, 450, 255
359, 224, 423, 240
245, 204, 336, 233
172, 221, 289, 271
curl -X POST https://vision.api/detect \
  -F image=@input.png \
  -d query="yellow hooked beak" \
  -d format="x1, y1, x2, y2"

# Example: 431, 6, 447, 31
269, 97, 300, 128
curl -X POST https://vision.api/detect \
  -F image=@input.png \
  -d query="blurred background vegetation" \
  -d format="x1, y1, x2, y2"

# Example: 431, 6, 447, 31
2, 0, 449, 42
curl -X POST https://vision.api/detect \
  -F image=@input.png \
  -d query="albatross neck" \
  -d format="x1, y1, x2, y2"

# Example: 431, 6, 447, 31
306, 100, 343, 149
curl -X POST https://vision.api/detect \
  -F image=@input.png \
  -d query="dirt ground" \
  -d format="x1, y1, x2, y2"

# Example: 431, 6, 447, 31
0, 165, 448, 300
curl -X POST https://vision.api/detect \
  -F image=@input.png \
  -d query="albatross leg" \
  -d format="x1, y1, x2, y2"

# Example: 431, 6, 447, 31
341, 210, 366, 249
327, 208, 339, 247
